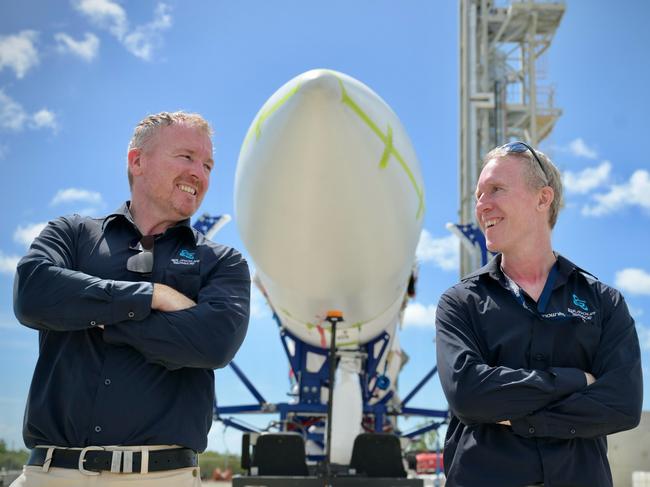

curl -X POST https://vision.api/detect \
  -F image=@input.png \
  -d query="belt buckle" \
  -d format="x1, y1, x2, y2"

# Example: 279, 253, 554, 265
78, 446, 104, 476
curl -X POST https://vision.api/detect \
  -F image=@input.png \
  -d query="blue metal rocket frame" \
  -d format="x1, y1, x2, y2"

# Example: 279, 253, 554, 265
191, 216, 447, 454
213, 311, 448, 459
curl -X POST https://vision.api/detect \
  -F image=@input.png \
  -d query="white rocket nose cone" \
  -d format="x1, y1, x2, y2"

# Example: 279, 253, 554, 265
235, 69, 424, 348
298, 69, 342, 97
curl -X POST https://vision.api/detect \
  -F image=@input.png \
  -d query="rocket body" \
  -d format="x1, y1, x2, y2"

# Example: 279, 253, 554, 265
235, 69, 424, 348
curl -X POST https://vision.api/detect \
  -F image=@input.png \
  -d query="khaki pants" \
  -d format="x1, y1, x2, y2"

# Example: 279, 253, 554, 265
10, 466, 201, 487
10, 445, 202, 487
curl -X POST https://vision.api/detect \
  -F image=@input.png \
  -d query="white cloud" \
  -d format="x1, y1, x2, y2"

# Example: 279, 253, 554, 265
31, 109, 57, 131
0, 30, 39, 79
54, 32, 100, 61
568, 138, 598, 159
403, 302, 437, 328
0, 144, 8, 159
0, 90, 29, 131
49, 188, 106, 218
74, 0, 172, 61
74, 206, 105, 217
122, 3, 172, 61
615, 268, 650, 296
0, 90, 57, 133
563, 161, 611, 194
74, 0, 128, 38
416, 230, 459, 271
582, 170, 650, 216
0, 252, 20, 275
13, 222, 47, 249
51, 188, 104, 206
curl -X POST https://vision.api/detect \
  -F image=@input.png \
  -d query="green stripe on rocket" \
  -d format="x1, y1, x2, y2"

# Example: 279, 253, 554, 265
243, 73, 425, 220
337, 77, 425, 220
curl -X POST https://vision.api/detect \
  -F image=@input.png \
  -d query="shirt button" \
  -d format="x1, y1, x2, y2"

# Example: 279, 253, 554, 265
528, 427, 535, 434
94, 425, 102, 433
90, 320, 97, 326
570, 428, 576, 435
128, 311, 135, 318
104, 379, 111, 386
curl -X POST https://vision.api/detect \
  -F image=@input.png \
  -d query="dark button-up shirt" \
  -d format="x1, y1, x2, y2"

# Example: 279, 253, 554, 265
13, 203, 250, 452
436, 254, 642, 487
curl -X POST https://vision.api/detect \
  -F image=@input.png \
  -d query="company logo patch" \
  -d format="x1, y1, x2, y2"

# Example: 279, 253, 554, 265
567, 307, 597, 322
541, 294, 597, 323
171, 249, 199, 266
572, 294, 588, 311
179, 249, 195, 259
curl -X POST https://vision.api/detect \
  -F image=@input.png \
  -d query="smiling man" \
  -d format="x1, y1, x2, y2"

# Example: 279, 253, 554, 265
435, 141, 642, 487
12, 112, 250, 487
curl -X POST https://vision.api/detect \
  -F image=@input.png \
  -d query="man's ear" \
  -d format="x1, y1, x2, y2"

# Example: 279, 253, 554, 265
128, 148, 144, 176
538, 186, 554, 211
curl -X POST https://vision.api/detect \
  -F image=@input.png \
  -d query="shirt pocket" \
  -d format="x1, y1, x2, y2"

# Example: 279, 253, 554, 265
163, 267, 202, 302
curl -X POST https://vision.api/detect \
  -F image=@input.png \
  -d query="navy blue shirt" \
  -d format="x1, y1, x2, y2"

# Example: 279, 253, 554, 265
13, 203, 250, 452
436, 254, 642, 487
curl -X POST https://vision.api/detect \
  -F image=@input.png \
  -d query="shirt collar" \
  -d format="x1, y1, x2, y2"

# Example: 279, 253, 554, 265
102, 201, 135, 229
553, 253, 597, 288
461, 252, 597, 288
102, 201, 196, 242
461, 253, 502, 282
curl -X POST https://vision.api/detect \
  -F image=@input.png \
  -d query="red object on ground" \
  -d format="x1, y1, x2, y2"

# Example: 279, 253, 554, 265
415, 452, 444, 473
212, 467, 233, 480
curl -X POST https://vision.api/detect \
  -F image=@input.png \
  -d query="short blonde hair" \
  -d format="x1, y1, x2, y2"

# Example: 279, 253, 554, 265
482, 144, 564, 229
127, 111, 213, 187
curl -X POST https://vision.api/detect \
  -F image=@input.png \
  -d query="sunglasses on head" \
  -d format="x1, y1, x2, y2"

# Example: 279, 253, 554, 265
500, 141, 549, 184
126, 235, 155, 274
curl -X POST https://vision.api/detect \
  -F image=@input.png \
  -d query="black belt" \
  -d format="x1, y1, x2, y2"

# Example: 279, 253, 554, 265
28, 447, 198, 473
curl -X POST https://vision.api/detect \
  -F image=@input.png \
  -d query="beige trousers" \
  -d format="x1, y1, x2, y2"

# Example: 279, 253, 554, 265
10, 466, 201, 487
10, 445, 202, 487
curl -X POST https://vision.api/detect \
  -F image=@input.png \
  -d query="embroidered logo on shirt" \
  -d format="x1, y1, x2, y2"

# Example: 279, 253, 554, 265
179, 249, 195, 259
567, 307, 597, 322
541, 311, 568, 319
542, 295, 596, 323
542, 308, 596, 323
572, 294, 589, 311
171, 249, 199, 266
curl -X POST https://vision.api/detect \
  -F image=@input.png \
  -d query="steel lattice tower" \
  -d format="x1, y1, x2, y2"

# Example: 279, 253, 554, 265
459, 0, 565, 274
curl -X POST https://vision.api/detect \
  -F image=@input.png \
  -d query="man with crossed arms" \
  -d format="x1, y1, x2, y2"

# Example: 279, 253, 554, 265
436, 141, 642, 487
12, 111, 250, 486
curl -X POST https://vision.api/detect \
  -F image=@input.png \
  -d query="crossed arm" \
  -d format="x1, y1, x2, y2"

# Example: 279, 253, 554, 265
14, 216, 251, 370
89, 283, 195, 331
151, 283, 197, 312
435, 287, 642, 439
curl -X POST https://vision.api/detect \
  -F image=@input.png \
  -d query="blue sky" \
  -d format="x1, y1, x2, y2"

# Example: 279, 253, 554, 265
0, 0, 649, 453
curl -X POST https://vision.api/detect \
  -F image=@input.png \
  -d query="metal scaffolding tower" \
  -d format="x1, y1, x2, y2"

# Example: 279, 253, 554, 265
458, 0, 565, 275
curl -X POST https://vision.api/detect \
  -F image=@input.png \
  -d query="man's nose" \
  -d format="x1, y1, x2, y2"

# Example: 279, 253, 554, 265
189, 161, 207, 181
475, 195, 491, 214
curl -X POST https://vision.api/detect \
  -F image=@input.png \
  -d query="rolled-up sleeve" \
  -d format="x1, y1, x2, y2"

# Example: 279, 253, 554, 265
14, 216, 153, 331
436, 287, 587, 425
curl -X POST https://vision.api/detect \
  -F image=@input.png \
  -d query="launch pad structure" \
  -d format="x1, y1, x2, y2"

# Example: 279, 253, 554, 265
212, 1, 567, 485
459, 0, 565, 274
